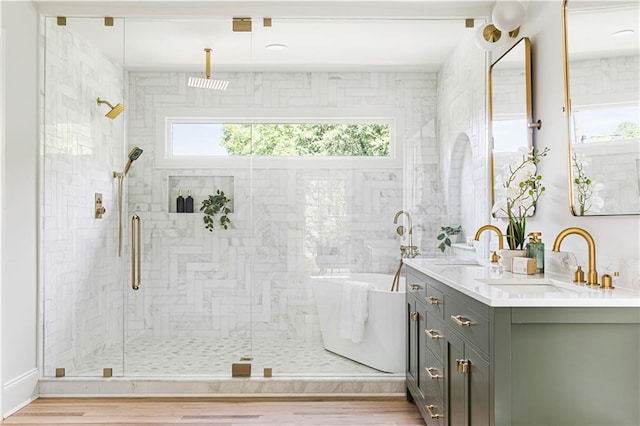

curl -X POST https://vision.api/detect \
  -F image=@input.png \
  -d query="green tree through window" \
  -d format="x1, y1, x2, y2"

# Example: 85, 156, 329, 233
220, 123, 390, 156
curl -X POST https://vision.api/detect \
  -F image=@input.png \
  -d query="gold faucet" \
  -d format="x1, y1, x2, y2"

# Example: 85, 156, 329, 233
474, 225, 504, 263
393, 210, 417, 258
552, 227, 598, 286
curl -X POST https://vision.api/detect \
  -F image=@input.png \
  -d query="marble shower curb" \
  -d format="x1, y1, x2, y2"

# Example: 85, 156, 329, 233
38, 376, 405, 397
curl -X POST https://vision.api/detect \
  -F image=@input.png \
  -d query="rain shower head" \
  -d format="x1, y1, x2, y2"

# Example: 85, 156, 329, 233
123, 146, 143, 176
97, 97, 125, 119
188, 48, 229, 91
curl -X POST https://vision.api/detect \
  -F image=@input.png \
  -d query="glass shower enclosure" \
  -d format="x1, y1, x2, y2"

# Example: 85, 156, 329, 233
41, 14, 464, 379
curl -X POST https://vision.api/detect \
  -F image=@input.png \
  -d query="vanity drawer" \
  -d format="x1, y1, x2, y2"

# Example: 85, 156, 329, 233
423, 392, 446, 426
406, 271, 427, 299
444, 295, 489, 355
425, 312, 446, 363
425, 285, 444, 319
424, 347, 445, 402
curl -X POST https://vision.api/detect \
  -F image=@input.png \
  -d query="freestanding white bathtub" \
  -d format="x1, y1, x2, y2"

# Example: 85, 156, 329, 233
309, 273, 406, 374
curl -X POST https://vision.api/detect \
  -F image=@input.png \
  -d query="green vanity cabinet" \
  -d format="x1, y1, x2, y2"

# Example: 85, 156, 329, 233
406, 290, 426, 401
406, 272, 431, 421
406, 265, 640, 426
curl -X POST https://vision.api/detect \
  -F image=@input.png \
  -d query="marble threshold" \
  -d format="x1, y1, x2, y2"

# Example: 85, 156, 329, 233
38, 376, 405, 397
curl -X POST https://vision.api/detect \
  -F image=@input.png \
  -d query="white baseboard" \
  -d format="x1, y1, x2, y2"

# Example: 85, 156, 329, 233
3, 368, 39, 419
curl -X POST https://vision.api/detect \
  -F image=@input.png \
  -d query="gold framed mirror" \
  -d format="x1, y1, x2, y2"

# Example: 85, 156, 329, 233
563, 0, 640, 216
489, 37, 540, 217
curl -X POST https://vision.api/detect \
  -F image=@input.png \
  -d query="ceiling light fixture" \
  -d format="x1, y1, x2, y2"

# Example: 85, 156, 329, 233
265, 43, 288, 51
492, 1, 525, 33
610, 29, 634, 38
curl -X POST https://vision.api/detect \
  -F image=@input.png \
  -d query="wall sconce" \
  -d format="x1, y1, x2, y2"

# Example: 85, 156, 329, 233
475, 1, 525, 50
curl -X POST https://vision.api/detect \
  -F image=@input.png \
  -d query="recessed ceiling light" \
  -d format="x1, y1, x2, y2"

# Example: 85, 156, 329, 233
265, 43, 288, 51
610, 29, 634, 38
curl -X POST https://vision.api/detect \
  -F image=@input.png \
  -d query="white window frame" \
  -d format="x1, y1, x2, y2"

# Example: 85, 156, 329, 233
155, 107, 404, 169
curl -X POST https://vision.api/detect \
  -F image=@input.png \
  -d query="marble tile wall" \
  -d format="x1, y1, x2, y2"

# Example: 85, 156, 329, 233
126, 71, 438, 342
41, 19, 127, 375
436, 31, 488, 252
569, 55, 638, 104
491, 67, 527, 117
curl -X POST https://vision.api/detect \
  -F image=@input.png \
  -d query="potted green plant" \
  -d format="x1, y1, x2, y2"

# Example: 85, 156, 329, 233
200, 190, 232, 231
437, 225, 462, 253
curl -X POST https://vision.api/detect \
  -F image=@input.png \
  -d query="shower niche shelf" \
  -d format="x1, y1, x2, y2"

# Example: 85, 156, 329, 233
167, 175, 235, 214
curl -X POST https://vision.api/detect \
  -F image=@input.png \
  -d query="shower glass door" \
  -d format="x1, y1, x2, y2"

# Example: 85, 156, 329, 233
41, 16, 127, 377
122, 18, 256, 376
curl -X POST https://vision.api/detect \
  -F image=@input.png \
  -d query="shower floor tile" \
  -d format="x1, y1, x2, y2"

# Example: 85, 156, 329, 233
66, 336, 392, 378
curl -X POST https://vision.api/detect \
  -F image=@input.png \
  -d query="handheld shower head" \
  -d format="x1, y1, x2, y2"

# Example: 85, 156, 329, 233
123, 147, 143, 176
97, 97, 125, 119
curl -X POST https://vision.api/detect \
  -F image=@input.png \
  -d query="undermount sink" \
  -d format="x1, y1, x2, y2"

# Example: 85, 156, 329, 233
476, 278, 597, 295
432, 258, 480, 266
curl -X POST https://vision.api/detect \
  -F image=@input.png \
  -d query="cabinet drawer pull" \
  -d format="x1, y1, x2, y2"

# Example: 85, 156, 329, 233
425, 329, 441, 340
451, 314, 473, 327
426, 404, 443, 419
410, 312, 419, 321
425, 367, 442, 380
427, 296, 440, 305
409, 284, 421, 291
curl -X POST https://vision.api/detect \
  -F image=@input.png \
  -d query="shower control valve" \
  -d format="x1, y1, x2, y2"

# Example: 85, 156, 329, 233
95, 193, 106, 219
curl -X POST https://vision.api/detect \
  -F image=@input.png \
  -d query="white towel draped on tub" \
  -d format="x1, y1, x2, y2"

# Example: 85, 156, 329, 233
339, 280, 374, 343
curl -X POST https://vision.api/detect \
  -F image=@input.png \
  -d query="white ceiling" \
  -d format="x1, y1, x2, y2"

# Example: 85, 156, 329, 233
566, 4, 639, 60
41, 0, 495, 72
45, 0, 639, 72
60, 16, 482, 72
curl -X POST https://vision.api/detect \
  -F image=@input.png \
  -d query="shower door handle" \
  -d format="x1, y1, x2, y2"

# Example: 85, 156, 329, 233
131, 214, 141, 291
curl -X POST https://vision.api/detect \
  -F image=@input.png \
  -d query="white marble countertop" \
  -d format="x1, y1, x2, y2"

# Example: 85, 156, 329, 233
403, 258, 640, 308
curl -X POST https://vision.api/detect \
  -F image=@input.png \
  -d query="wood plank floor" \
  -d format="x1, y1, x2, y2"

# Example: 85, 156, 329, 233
1, 397, 425, 425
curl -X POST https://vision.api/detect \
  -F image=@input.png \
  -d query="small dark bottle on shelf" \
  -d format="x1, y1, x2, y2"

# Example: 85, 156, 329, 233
185, 190, 194, 213
176, 190, 185, 213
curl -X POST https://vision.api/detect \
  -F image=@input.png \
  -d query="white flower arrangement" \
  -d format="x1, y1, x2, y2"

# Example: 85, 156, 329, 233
492, 146, 549, 249
571, 151, 604, 215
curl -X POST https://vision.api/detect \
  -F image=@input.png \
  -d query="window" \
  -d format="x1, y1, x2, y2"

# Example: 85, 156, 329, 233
156, 108, 402, 169
170, 121, 390, 157
572, 104, 639, 144
492, 115, 527, 152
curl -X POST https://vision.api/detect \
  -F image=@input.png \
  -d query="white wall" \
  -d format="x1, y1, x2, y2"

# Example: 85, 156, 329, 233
0, 1, 39, 418
491, 0, 640, 289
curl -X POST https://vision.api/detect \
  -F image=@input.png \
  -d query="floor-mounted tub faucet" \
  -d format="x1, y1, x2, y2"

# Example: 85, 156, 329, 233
393, 210, 418, 258
391, 210, 418, 292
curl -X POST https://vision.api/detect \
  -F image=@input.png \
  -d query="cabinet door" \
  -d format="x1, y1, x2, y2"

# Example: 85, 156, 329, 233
466, 343, 490, 426
447, 335, 491, 426
407, 296, 420, 392
447, 332, 467, 426
417, 304, 426, 398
